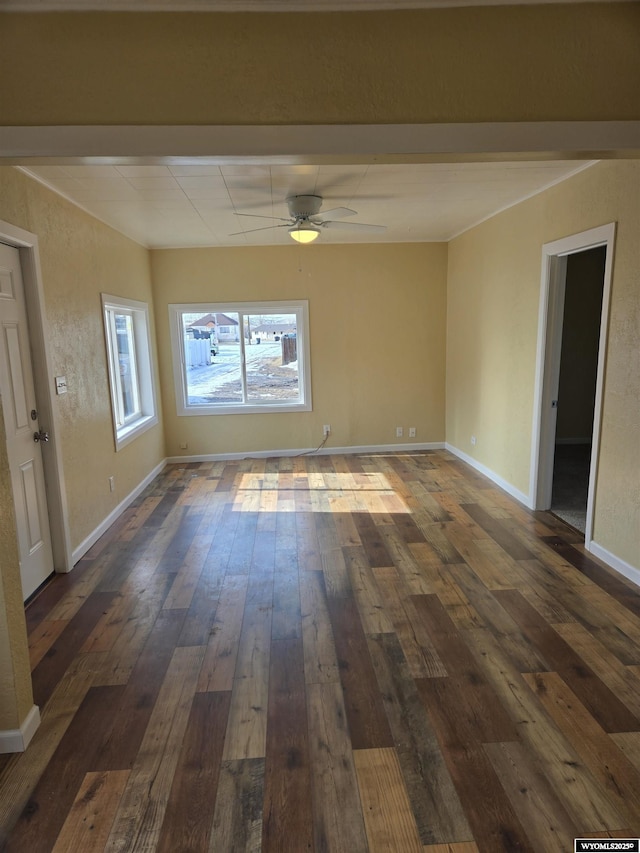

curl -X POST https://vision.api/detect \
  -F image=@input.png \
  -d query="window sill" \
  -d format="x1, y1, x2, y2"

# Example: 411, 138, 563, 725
177, 401, 312, 417
115, 414, 158, 450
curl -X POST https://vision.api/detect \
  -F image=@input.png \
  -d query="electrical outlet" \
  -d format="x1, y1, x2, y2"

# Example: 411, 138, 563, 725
323, 424, 331, 437
471, 435, 477, 446
409, 427, 416, 438
179, 442, 188, 449
108, 476, 115, 492
396, 427, 403, 438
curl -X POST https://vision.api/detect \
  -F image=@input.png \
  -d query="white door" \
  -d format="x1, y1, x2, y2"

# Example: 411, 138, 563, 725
0, 242, 54, 600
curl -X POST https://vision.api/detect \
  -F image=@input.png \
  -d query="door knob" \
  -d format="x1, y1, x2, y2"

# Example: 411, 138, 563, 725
33, 430, 49, 443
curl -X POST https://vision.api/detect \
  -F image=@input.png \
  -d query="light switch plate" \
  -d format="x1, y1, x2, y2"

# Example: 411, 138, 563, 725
55, 376, 68, 395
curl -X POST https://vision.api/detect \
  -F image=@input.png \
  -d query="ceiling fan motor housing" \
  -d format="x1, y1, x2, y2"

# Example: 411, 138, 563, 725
287, 195, 323, 219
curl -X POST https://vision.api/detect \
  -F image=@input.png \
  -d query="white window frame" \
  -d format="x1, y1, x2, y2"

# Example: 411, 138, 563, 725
102, 294, 158, 450
169, 300, 312, 416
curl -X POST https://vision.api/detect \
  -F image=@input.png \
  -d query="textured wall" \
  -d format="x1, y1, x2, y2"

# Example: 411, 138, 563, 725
151, 242, 447, 456
0, 166, 166, 737
447, 160, 640, 569
0, 167, 166, 553
1, 5, 639, 126
446, 197, 542, 493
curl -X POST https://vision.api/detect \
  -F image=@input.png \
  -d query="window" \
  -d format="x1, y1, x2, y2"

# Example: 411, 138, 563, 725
102, 294, 158, 449
169, 301, 312, 416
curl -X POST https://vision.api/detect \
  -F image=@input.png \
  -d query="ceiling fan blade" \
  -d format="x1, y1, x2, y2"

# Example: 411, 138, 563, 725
229, 224, 290, 236
234, 212, 292, 222
321, 220, 386, 232
316, 207, 357, 220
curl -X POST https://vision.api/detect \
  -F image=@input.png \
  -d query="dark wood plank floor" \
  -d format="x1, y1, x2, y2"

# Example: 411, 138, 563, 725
2, 450, 640, 852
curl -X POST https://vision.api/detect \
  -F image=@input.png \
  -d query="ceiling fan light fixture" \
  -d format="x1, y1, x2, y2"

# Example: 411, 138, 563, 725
289, 222, 320, 244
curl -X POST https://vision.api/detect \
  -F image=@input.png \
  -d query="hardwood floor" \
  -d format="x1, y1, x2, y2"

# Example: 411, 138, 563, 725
2, 450, 640, 852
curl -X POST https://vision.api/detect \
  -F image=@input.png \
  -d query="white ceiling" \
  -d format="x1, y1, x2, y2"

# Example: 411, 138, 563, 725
21, 160, 594, 248
1, 0, 615, 246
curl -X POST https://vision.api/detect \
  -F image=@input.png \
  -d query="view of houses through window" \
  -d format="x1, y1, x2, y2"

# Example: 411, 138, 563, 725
169, 301, 311, 415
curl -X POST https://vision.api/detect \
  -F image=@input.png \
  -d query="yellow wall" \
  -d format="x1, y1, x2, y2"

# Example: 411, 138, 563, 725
447, 159, 640, 568
0, 167, 166, 552
151, 243, 447, 456
0, 165, 166, 736
1, 4, 639, 126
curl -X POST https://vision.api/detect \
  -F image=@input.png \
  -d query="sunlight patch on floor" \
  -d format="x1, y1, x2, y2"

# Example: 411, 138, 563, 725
233, 471, 410, 513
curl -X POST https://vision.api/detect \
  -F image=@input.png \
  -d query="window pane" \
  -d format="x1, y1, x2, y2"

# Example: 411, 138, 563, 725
182, 311, 243, 404
245, 314, 299, 402
103, 294, 158, 450
169, 301, 310, 416
115, 313, 140, 420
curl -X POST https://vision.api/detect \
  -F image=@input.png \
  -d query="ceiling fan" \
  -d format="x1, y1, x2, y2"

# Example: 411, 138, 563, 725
230, 194, 387, 243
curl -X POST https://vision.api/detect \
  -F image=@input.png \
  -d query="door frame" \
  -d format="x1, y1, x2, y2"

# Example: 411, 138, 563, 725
530, 222, 616, 548
0, 218, 72, 573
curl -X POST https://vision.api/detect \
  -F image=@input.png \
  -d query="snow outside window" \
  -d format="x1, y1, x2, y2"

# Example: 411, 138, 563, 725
169, 301, 312, 416
102, 294, 158, 450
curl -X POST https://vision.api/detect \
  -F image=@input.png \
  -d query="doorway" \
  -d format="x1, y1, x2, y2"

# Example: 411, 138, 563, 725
550, 247, 606, 532
0, 242, 54, 598
531, 223, 615, 547
0, 219, 72, 601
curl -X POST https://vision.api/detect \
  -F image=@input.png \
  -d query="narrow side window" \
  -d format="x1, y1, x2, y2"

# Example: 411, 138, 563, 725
102, 294, 158, 449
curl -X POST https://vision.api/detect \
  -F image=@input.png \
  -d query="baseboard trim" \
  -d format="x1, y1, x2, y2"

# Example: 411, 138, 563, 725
166, 442, 445, 464
0, 704, 40, 754
588, 541, 640, 588
62, 445, 639, 595
71, 459, 167, 565
445, 443, 532, 507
